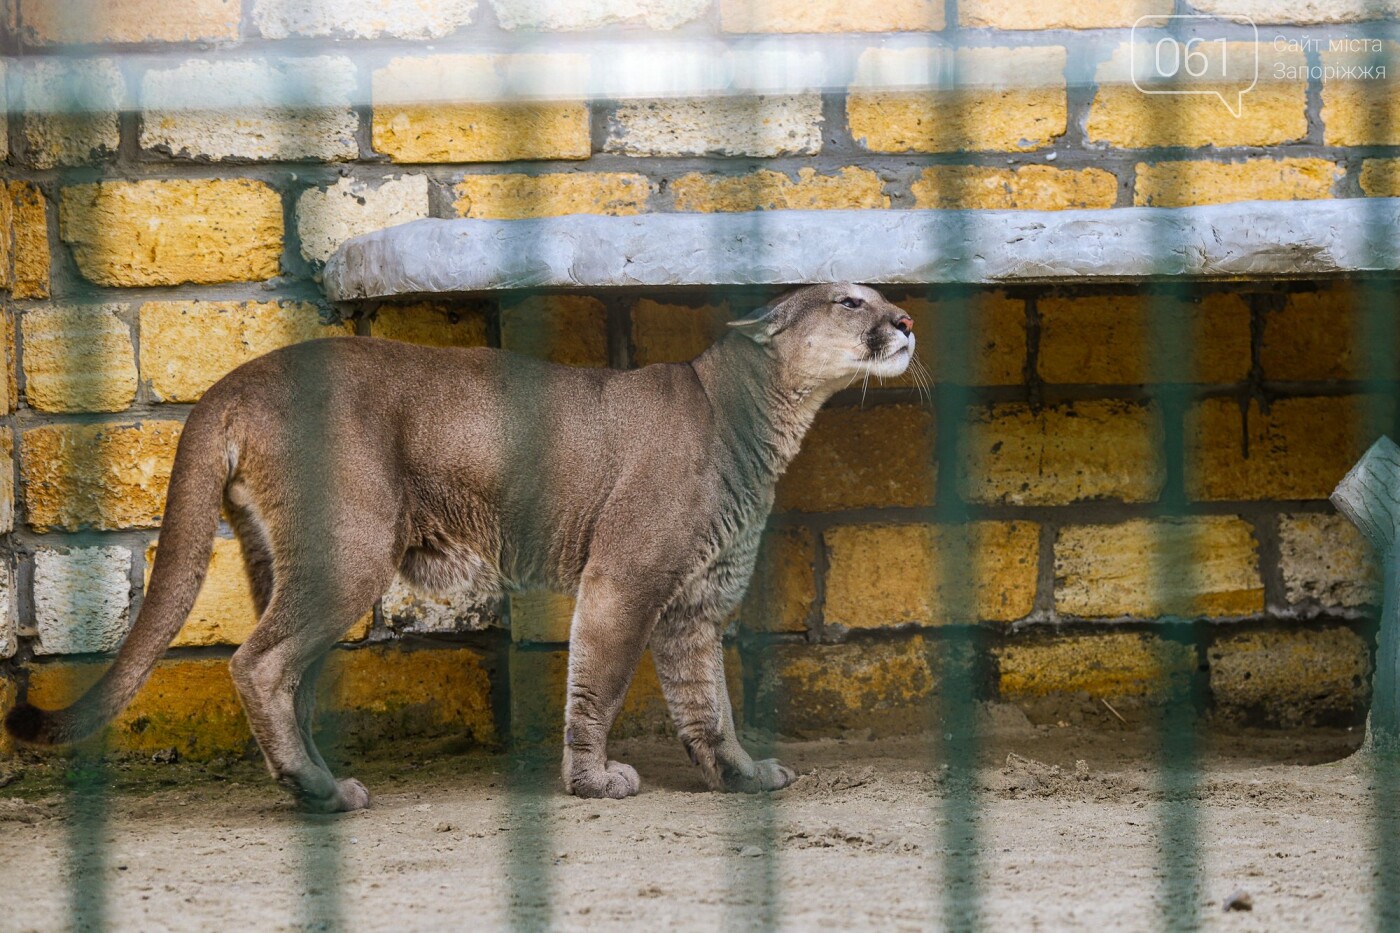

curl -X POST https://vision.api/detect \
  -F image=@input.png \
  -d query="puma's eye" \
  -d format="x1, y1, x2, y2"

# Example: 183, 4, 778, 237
838, 297, 863, 309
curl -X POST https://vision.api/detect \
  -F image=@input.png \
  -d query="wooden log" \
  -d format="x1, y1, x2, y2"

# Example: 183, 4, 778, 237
1331, 435, 1400, 751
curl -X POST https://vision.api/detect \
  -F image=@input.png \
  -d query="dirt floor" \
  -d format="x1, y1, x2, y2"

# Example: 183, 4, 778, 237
0, 706, 1389, 932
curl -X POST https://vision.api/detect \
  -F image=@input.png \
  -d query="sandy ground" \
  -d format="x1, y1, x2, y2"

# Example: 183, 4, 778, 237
0, 708, 1389, 932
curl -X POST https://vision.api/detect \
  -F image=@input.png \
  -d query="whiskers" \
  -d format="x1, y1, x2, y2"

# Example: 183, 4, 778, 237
848, 346, 932, 408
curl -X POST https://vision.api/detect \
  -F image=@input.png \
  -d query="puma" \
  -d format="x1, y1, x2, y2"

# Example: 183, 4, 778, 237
6, 283, 918, 811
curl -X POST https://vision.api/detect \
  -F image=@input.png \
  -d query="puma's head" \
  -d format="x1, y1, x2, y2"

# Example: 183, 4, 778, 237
727, 282, 916, 389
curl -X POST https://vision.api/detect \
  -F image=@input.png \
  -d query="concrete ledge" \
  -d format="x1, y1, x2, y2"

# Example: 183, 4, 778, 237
323, 199, 1400, 301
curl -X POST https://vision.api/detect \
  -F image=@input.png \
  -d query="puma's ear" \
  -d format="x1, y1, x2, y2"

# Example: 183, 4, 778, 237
726, 293, 796, 344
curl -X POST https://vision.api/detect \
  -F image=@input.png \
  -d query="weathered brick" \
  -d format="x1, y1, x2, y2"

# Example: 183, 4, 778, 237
254, 0, 477, 38
500, 295, 608, 367
21, 305, 136, 413
9, 181, 50, 300
0, 677, 14, 755
0, 311, 13, 414
960, 0, 1170, 28
671, 167, 888, 212
1055, 517, 1263, 618
453, 172, 650, 219
19, 0, 241, 44
896, 292, 1026, 385
1261, 286, 1400, 381
372, 55, 590, 163
776, 404, 935, 512
755, 636, 934, 738
370, 302, 489, 348
0, 62, 6, 159
740, 527, 816, 633
28, 658, 250, 759
1322, 44, 1400, 145
721, 0, 943, 31
21, 421, 182, 532
509, 645, 743, 742
493, 0, 708, 29
848, 47, 1066, 153
0, 561, 16, 659
145, 539, 372, 647
1209, 627, 1370, 727
382, 576, 499, 634
631, 299, 731, 365
61, 180, 282, 287
997, 632, 1195, 699
320, 646, 497, 746
140, 301, 352, 403
1189, 0, 1400, 22
32, 546, 132, 655
606, 95, 822, 157
18, 58, 123, 169
296, 175, 431, 264
0, 431, 12, 535
1360, 158, 1400, 197
1186, 396, 1392, 501
1134, 158, 1341, 207
961, 400, 1164, 506
510, 591, 575, 644
1088, 44, 1306, 148
141, 57, 359, 162
1037, 292, 1251, 385
911, 165, 1116, 210
1278, 513, 1378, 609
825, 522, 1039, 628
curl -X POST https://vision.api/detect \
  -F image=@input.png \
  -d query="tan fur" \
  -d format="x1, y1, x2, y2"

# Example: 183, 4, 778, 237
5, 283, 916, 810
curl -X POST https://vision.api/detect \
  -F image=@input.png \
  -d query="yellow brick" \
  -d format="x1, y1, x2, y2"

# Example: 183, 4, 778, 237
777, 404, 935, 512
0, 676, 16, 756
740, 527, 816, 633
509, 646, 743, 742
1360, 158, 1400, 197
961, 0, 1171, 28
720, 0, 943, 32
61, 180, 282, 287
500, 295, 608, 367
1278, 513, 1378, 609
21, 421, 181, 532
370, 302, 489, 348
1261, 286, 1400, 381
755, 636, 933, 738
453, 173, 649, 219
18, 0, 241, 44
997, 632, 1195, 699
139, 300, 352, 402
372, 55, 590, 163
321, 646, 496, 745
671, 167, 889, 212
1209, 627, 1370, 727
1322, 44, 1400, 145
21, 305, 136, 413
961, 400, 1164, 505
911, 165, 1117, 210
146, 538, 369, 648
631, 299, 731, 365
1134, 158, 1341, 207
1037, 292, 1251, 384
1186, 396, 1392, 501
848, 47, 1067, 153
28, 658, 250, 759
1055, 517, 1263, 618
896, 293, 1026, 386
825, 522, 1039, 628
0, 431, 13, 535
1, 309, 13, 414
1088, 44, 1306, 148
10, 181, 50, 300
510, 590, 575, 644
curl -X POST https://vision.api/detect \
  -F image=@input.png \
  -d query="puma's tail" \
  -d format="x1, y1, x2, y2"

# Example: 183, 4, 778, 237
5, 402, 231, 746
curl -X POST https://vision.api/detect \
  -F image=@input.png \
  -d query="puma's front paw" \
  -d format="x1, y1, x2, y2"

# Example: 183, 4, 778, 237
300, 777, 371, 813
569, 760, 641, 799
725, 758, 797, 793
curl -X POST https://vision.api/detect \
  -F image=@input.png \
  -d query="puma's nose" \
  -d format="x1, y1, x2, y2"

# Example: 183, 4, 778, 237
893, 315, 913, 336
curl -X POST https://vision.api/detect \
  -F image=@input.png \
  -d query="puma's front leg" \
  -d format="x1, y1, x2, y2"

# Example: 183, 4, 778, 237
651, 618, 796, 793
561, 570, 657, 799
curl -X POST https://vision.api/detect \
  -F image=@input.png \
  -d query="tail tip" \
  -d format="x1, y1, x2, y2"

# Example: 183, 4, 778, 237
5, 703, 45, 743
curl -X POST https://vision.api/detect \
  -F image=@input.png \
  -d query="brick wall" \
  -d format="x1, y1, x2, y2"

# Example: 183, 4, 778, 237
1, 0, 1394, 758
